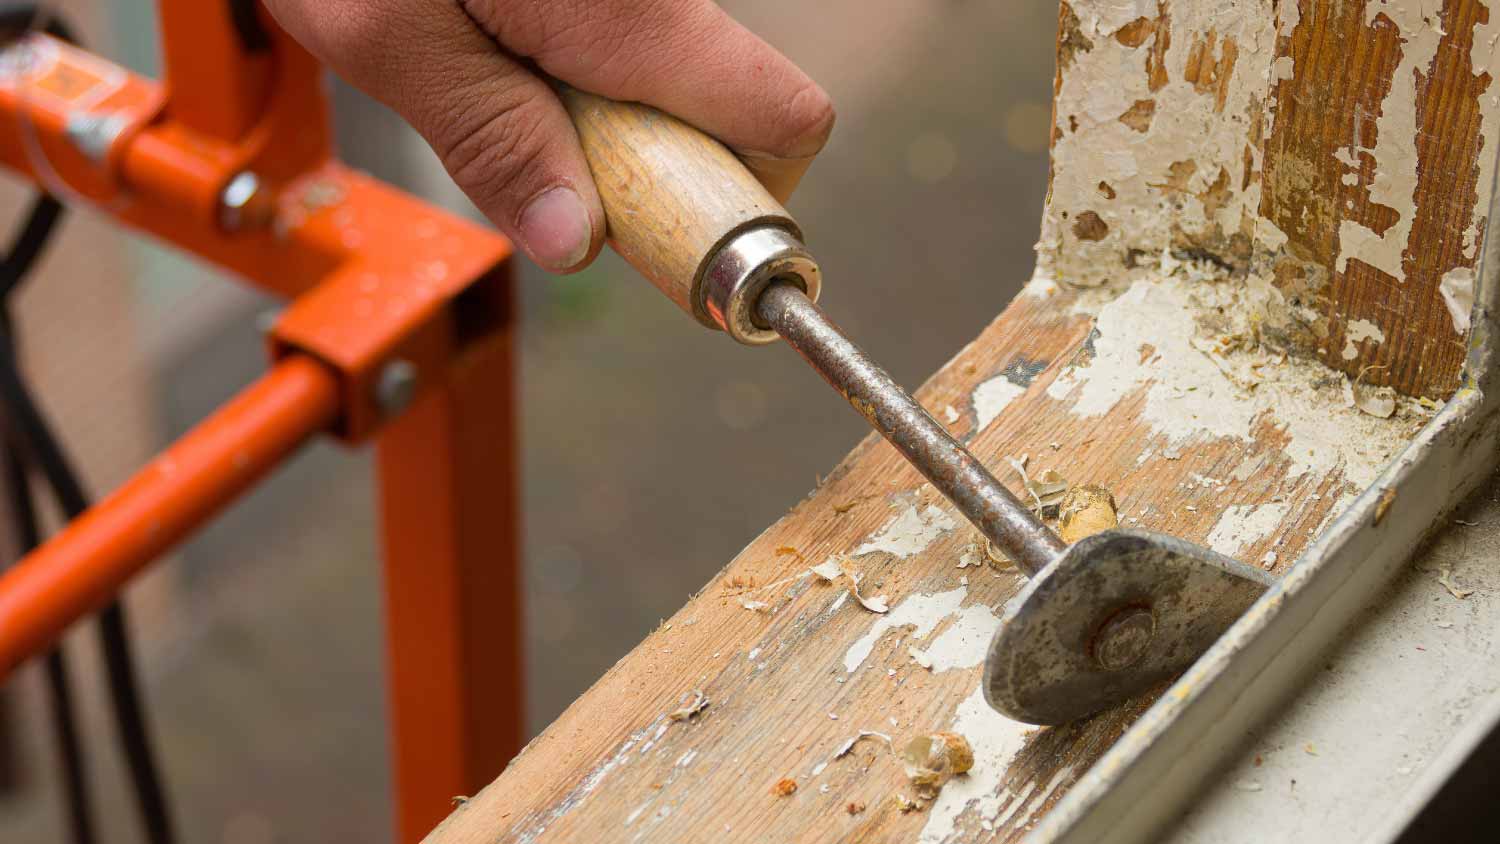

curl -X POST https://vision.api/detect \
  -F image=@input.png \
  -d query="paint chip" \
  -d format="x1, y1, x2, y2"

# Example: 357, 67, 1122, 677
668, 690, 709, 721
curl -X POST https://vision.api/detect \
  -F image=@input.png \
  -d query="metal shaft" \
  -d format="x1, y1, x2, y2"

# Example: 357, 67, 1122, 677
756, 281, 1065, 577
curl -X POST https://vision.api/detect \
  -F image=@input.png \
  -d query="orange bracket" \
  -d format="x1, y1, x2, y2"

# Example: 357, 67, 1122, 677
0, 3, 522, 839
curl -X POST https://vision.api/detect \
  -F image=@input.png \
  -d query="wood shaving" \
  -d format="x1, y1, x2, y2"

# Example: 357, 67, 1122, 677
983, 540, 1015, 570
772, 778, 798, 797
1007, 455, 1069, 517
1348, 366, 1396, 419
774, 545, 803, 558
833, 730, 892, 760
811, 558, 888, 613
1057, 484, 1118, 543
899, 732, 974, 798
1438, 567, 1475, 599
668, 690, 709, 721
893, 794, 922, 813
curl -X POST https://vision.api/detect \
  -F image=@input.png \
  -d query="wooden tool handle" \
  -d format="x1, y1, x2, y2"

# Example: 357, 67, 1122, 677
557, 87, 803, 328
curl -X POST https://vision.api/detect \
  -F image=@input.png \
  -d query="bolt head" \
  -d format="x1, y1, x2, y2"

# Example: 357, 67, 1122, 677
375, 359, 418, 416
1091, 605, 1155, 671
219, 172, 264, 231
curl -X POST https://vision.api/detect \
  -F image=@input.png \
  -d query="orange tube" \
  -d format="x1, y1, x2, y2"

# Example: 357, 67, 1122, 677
0, 356, 340, 676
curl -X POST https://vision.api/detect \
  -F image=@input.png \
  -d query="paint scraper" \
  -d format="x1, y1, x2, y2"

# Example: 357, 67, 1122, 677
556, 87, 1273, 725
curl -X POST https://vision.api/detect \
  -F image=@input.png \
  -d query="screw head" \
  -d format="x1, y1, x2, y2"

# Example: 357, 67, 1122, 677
375, 359, 418, 416
1091, 605, 1155, 671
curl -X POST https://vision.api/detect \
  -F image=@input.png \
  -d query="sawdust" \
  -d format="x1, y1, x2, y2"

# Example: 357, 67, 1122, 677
894, 794, 923, 813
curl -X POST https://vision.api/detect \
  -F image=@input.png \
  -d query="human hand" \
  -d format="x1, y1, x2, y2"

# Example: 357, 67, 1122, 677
262, 0, 835, 272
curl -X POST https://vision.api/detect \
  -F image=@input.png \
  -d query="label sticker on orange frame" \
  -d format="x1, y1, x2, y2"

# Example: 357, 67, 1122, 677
0, 36, 125, 113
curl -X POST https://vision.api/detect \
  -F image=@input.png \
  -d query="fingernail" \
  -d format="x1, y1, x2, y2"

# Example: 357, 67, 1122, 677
519, 186, 592, 271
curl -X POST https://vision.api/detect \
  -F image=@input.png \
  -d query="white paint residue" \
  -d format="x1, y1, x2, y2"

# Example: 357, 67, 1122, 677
972, 376, 1027, 433
1043, 276, 1405, 489
1271, 55, 1295, 80
920, 603, 1002, 671
1207, 503, 1290, 557
1340, 171, 1360, 187
843, 587, 967, 672
521, 723, 655, 841
1333, 146, 1361, 168
1342, 318, 1384, 360
1440, 267, 1475, 334
675, 749, 697, 767
1045, 279, 1258, 438
919, 686, 1035, 843
853, 503, 957, 559
1347, 318, 1384, 345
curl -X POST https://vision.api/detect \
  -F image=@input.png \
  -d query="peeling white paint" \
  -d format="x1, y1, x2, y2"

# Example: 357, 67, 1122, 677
1440, 267, 1475, 334
1207, 502, 1289, 557
973, 375, 1028, 433
1342, 317, 1385, 359
919, 686, 1036, 842
853, 502, 956, 559
1043, 275, 1407, 489
1333, 1, 1444, 281
842, 586, 996, 673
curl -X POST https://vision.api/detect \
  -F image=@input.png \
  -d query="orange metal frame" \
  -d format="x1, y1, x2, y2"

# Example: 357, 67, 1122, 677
0, 3, 521, 840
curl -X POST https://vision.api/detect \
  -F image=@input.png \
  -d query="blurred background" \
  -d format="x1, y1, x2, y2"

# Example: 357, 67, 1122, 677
0, 0, 1055, 840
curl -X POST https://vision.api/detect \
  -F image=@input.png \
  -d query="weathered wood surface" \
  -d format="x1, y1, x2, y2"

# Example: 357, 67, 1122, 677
429, 262, 1424, 844
1042, 0, 1500, 398
426, 0, 1499, 839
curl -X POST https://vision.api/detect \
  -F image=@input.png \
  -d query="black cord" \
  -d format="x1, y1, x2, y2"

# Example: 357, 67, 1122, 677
0, 332, 177, 844
2, 436, 96, 844
1, 9, 177, 844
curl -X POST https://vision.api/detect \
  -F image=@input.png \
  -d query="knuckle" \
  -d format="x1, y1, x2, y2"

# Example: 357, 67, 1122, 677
434, 95, 552, 220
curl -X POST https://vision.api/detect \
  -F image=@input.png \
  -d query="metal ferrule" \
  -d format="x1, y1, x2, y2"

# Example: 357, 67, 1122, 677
699, 225, 821, 345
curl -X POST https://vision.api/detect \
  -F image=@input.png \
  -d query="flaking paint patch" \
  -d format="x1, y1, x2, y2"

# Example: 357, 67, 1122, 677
842, 586, 997, 673
1333, 0, 1444, 281
1206, 502, 1289, 556
1441, 267, 1475, 334
919, 686, 1036, 842
1342, 318, 1385, 360
1044, 273, 1409, 489
853, 501, 957, 559
973, 375, 1028, 432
